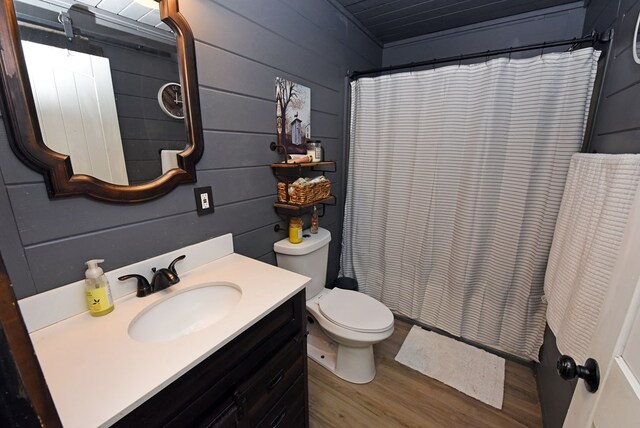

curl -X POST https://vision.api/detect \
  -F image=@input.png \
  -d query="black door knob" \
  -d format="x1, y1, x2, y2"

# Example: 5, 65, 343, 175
557, 355, 600, 393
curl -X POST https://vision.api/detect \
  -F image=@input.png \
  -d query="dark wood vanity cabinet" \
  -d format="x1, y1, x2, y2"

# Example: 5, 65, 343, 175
113, 290, 308, 428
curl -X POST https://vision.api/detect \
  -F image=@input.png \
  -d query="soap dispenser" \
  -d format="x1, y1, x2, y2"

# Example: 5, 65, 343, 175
84, 259, 114, 316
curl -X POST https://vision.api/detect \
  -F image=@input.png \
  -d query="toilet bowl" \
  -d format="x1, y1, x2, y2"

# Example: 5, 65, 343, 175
274, 228, 394, 384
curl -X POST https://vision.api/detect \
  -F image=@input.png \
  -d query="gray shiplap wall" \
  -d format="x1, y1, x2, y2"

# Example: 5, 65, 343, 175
586, 0, 640, 154
537, 325, 578, 428
107, 44, 187, 185
381, 2, 586, 66
0, 0, 381, 299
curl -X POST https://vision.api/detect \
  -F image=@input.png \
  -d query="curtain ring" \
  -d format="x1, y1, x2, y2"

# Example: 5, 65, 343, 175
508, 50, 512, 63
458, 54, 463, 69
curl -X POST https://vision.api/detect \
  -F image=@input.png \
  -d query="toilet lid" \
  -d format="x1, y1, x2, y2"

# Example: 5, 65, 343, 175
318, 288, 394, 333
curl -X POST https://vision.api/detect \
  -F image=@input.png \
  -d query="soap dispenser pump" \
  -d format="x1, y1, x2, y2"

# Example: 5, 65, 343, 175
85, 259, 114, 316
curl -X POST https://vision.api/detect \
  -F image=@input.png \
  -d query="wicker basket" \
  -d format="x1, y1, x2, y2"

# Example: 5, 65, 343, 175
277, 178, 331, 205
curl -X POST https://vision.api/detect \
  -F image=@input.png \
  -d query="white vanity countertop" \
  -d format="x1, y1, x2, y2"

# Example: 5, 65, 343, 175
28, 252, 309, 428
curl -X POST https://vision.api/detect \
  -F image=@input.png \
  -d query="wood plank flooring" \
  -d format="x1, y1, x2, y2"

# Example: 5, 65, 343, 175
308, 319, 542, 428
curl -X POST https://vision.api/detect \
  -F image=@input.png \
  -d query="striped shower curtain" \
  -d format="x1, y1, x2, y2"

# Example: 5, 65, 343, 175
340, 48, 600, 360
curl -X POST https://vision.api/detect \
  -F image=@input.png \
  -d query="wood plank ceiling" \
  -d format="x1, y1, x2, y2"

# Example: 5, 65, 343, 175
75, 0, 169, 31
78, 1, 583, 43
336, 0, 583, 44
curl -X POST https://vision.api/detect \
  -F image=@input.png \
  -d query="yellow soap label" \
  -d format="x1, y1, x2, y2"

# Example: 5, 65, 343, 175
86, 287, 113, 314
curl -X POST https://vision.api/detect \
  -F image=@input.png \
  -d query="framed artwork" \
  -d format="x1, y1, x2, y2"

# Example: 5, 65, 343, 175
275, 77, 310, 155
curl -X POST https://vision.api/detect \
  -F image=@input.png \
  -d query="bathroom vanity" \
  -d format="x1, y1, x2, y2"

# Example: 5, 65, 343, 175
115, 290, 307, 427
18, 234, 310, 427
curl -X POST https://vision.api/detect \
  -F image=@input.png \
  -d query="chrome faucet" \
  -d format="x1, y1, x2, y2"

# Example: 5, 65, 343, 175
118, 255, 186, 297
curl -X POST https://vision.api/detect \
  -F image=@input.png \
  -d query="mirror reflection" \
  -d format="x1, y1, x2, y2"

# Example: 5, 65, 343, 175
15, 0, 188, 185
635, 11, 640, 64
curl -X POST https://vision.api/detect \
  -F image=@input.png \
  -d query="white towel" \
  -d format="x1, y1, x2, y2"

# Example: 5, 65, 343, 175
160, 150, 182, 174
545, 153, 640, 363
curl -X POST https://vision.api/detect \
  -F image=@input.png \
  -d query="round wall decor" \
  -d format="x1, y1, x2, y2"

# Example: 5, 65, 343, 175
158, 82, 184, 119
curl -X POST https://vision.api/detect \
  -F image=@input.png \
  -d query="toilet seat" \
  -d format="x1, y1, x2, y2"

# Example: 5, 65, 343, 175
318, 288, 394, 333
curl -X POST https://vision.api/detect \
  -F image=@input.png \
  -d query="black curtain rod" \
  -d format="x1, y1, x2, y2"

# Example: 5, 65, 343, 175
350, 32, 601, 80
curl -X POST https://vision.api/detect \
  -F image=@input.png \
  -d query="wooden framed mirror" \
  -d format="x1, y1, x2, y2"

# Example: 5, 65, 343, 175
0, 0, 203, 202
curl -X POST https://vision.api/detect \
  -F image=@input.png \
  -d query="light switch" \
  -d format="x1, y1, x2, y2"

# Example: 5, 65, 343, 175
194, 186, 214, 215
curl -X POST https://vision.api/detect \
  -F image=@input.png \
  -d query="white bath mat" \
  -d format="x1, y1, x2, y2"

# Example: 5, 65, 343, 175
395, 325, 505, 409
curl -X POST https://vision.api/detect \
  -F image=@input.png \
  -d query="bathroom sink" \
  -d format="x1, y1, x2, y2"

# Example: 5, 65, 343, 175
128, 282, 242, 343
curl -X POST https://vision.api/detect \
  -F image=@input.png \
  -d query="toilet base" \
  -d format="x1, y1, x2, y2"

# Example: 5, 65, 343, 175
307, 320, 376, 384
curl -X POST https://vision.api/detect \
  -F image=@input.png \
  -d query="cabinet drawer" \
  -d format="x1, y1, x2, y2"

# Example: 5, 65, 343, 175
204, 400, 238, 428
240, 334, 304, 424
256, 375, 306, 428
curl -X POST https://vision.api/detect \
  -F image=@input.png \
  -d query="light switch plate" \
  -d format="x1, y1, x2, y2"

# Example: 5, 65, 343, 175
194, 186, 214, 215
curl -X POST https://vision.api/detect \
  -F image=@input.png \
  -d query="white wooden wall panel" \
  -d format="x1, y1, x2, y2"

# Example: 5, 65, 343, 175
91, 55, 130, 183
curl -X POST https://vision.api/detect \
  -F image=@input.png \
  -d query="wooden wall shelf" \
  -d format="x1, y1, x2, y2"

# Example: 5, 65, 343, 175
270, 161, 337, 214
271, 161, 336, 169
273, 196, 336, 212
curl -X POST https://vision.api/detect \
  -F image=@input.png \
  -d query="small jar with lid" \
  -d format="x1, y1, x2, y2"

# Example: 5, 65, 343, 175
305, 141, 315, 162
313, 140, 322, 162
288, 217, 303, 244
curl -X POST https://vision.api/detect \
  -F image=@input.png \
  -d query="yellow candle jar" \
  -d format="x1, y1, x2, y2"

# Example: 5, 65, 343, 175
289, 217, 303, 244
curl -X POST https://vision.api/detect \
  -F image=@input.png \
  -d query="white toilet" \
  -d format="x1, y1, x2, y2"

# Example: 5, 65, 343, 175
274, 228, 394, 384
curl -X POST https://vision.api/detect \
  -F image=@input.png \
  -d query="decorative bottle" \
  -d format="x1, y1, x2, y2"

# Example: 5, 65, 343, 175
310, 206, 319, 234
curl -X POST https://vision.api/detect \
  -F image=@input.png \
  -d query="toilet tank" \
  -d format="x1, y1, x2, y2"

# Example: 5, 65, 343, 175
273, 228, 331, 298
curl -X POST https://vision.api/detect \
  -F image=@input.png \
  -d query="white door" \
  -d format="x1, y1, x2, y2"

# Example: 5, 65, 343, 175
592, 293, 640, 427
564, 187, 640, 427
22, 41, 129, 185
